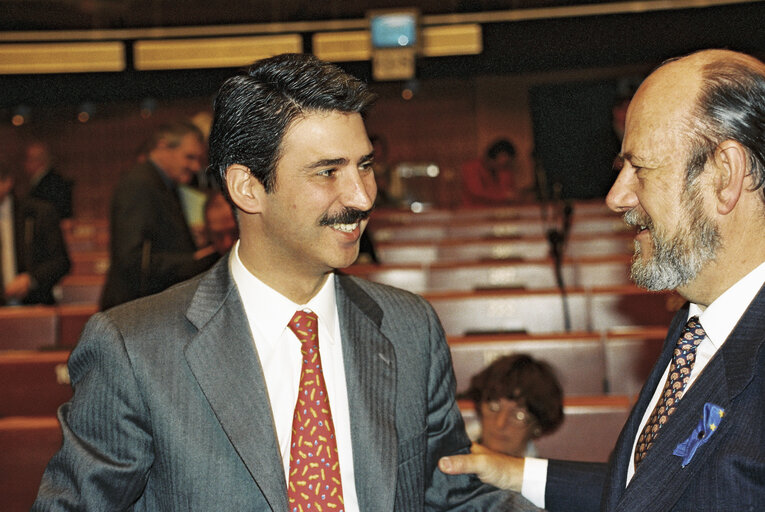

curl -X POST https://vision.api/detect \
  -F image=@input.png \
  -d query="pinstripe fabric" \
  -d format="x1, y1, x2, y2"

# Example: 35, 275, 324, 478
33, 258, 538, 511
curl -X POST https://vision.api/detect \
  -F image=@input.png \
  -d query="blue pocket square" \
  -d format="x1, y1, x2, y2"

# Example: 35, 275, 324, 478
673, 403, 725, 468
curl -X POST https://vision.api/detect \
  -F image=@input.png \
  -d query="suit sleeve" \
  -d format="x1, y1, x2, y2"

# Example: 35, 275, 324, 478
32, 313, 154, 511
420, 299, 541, 511
544, 459, 608, 512
24, 201, 70, 302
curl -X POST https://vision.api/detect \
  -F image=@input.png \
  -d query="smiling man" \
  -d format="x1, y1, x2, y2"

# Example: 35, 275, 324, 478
439, 48, 765, 511
33, 54, 536, 511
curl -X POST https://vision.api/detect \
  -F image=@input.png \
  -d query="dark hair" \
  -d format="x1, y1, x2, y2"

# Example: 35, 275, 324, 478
462, 354, 564, 435
148, 121, 204, 152
486, 139, 516, 160
682, 53, 765, 199
208, 53, 377, 196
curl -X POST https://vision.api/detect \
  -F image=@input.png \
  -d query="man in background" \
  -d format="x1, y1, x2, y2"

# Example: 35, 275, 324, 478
23, 141, 73, 220
461, 138, 521, 206
203, 189, 238, 256
100, 121, 218, 310
0, 166, 70, 305
440, 48, 765, 511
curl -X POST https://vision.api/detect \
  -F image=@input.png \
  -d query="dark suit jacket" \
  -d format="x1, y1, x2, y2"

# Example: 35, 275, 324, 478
5, 195, 70, 305
100, 161, 217, 310
29, 168, 73, 219
545, 284, 765, 511
34, 258, 537, 511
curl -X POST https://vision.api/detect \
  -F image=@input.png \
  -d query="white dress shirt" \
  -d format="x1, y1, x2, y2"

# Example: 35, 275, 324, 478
522, 261, 765, 508
230, 242, 360, 511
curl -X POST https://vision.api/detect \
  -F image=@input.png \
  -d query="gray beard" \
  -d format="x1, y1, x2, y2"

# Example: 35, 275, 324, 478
625, 195, 721, 291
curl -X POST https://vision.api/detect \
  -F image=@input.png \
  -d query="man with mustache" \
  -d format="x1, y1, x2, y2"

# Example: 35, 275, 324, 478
33, 54, 536, 511
439, 48, 765, 511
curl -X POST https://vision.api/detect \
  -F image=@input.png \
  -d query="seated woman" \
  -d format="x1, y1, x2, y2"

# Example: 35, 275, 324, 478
462, 354, 564, 457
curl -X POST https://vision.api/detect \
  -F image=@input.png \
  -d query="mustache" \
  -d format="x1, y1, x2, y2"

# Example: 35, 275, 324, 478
623, 209, 652, 229
319, 207, 373, 226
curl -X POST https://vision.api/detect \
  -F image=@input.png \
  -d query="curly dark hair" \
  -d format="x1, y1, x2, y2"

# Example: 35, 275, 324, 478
462, 353, 564, 436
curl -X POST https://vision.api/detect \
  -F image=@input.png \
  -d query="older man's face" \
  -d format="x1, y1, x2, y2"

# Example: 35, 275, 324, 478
606, 62, 720, 292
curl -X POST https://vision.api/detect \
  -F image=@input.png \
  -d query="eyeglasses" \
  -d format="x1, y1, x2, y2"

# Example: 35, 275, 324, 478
484, 399, 534, 425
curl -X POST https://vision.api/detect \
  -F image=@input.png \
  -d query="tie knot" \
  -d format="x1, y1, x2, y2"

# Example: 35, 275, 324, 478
288, 310, 319, 348
679, 316, 706, 348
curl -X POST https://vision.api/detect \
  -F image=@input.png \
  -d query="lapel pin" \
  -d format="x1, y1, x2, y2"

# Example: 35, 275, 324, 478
673, 402, 725, 468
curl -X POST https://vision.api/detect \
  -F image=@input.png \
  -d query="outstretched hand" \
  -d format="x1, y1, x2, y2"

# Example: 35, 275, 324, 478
438, 443, 526, 492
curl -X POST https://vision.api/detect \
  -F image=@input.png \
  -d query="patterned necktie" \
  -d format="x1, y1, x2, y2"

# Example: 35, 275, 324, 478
287, 310, 344, 512
634, 316, 705, 469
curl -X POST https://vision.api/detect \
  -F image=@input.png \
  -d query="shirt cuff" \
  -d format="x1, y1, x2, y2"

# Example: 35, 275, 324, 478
521, 456, 548, 509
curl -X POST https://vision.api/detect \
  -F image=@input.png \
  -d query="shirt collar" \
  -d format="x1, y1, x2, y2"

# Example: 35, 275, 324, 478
230, 240, 338, 345
690, 261, 765, 349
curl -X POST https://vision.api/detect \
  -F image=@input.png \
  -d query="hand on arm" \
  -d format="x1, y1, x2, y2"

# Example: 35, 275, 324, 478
438, 443, 526, 492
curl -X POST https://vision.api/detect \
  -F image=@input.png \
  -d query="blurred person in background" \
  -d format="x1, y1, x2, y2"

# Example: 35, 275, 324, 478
462, 354, 564, 458
461, 138, 521, 206
23, 140, 73, 220
100, 121, 218, 310
0, 165, 70, 305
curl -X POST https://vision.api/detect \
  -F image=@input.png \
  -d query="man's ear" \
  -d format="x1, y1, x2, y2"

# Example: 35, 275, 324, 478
226, 164, 264, 214
713, 140, 747, 215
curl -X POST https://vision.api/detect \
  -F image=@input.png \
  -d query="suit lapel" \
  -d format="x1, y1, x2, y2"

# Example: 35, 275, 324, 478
603, 309, 687, 508
336, 274, 398, 512
183, 259, 288, 512
613, 284, 765, 511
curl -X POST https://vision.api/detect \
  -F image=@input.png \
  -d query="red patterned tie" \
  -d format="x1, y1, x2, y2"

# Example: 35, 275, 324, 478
634, 316, 705, 469
287, 310, 344, 512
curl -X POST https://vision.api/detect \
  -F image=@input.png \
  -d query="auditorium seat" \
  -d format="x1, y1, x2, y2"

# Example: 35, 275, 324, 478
449, 332, 605, 395
603, 326, 667, 396
345, 255, 633, 294
343, 263, 428, 294
0, 306, 57, 350
56, 304, 98, 348
0, 416, 61, 511
375, 233, 635, 264
587, 285, 678, 331
68, 250, 110, 275
534, 395, 632, 462
371, 214, 628, 243
426, 288, 591, 336
427, 286, 675, 337
56, 274, 105, 304
0, 351, 71, 417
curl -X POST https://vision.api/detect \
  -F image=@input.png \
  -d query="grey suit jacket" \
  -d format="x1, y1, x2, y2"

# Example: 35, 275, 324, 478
34, 257, 537, 511
546, 284, 765, 511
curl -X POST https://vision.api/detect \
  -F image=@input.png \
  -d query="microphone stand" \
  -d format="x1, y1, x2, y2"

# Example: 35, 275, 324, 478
545, 184, 573, 332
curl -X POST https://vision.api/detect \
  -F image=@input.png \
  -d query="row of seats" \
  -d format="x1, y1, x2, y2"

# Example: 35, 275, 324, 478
369, 213, 630, 242
346, 254, 634, 293
450, 326, 666, 397
0, 305, 96, 351
426, 285, 676, 336
374, 232, 636, 264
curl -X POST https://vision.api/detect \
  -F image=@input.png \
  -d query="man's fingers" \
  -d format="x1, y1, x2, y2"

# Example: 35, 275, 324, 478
438, 451, 525, 492
439, 454, 478, 475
